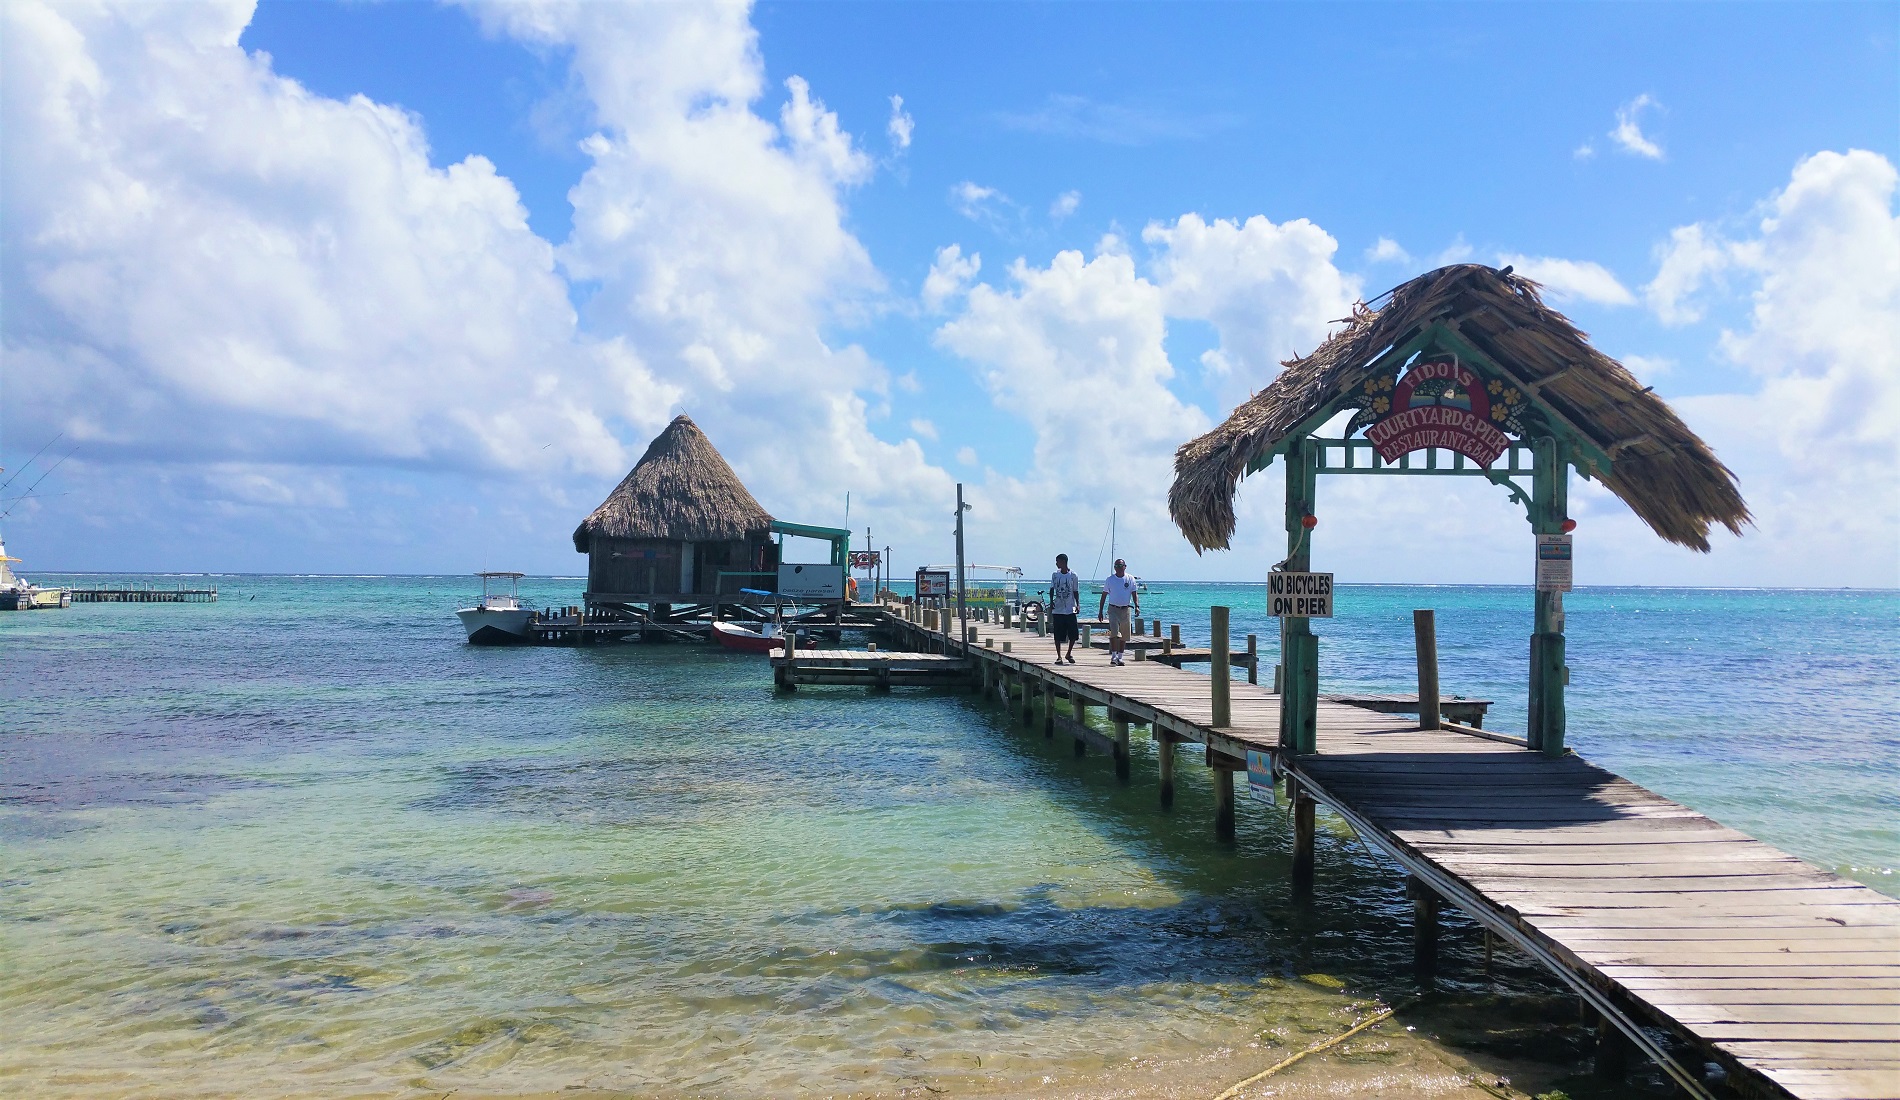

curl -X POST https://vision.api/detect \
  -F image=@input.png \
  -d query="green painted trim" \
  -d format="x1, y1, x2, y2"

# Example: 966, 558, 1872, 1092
1243, 324, 1442, 476
770, 520, 851, 566
1426, 323, 1615, 474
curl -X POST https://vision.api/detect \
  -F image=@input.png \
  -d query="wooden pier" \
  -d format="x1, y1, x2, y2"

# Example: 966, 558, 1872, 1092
785, 604, 1900, 1100
69, 586, 218, 603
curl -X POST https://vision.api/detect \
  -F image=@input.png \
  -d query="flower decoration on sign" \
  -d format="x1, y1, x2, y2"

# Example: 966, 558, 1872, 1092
1343, 369, 1400, 437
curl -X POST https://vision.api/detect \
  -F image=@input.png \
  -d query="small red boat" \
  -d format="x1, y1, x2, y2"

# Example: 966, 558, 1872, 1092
712, 620, 790, 653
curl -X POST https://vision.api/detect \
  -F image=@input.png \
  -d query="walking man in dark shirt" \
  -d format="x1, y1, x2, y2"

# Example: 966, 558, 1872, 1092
1048, 553, 1081, 663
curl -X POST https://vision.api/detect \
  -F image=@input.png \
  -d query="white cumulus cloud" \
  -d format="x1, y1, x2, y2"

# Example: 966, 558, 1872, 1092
1611, 94, 1664, 160
1654, 150, 1900, 585
1498, 254, 1636, 306
1050, 190, 1081, 221
887, 94, 913, 150
921, 244, 981, 311
2, 0, 956, 569
1364, 237, 1412, 264
1144, 213, 1360, 397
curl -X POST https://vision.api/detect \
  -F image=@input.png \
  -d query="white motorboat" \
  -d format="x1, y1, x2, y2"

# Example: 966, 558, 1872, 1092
456, 572, 535, 645
0, 535, 69, 611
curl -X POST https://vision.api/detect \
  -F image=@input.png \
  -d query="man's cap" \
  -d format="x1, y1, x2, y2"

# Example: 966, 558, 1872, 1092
1055, 553, 1068, 561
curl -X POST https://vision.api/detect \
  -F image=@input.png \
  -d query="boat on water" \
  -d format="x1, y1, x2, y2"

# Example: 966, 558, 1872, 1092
456, 572, 534, 645
0, 536, 69, 611
711, 619, 790, 653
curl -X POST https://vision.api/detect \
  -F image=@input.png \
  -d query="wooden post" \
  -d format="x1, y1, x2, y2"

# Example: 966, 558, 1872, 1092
1072, 694, 1086, 757
1157, 732, 1175, 809
1213, 767, 1235, 842
1414, 609, 1440, 731
1281, 438, 1320, 755
1112, 711, 1130, 783
1291, 776, 1315, 888
1003, 605, 1012, 628
1528, 436, 1569, 757
1081, 625, 1092, 649
1152, 619, 1162, 638
1595, 1017, 1633, 1080
1210, 606, 1231, 728
1020, 670, 1034, 723
1042, 681, 1055, 738
1246, 633, 1258, 685
1133, 615, 1143, 636
1409, 875, 1440, 982
1169, 623, 1180, 646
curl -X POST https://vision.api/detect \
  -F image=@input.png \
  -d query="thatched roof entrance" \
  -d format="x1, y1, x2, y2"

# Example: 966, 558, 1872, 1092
573, 415, 773, 552
1170, 264, 1750, 553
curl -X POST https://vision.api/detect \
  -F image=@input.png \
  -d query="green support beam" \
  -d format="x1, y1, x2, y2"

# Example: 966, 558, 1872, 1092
1280, 438, 1319, 755
1527, 437, 1569, 756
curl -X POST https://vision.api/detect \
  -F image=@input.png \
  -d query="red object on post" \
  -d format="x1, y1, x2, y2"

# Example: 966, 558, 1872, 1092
1301, 514, 1319, 529
1560, 518, 1577, 533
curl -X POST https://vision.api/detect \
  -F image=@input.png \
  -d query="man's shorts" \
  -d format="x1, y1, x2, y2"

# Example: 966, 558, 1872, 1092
1107, 604, 1132, 639
1051, 613, 1079, 644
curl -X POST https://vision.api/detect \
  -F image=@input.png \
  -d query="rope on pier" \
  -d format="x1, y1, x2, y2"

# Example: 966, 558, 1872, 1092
1209, 1003, 1396, 1099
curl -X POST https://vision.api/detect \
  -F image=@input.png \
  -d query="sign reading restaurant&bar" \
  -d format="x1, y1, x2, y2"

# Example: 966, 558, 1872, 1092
1268, 571, 1334, 618
1363, 357, 1512, 466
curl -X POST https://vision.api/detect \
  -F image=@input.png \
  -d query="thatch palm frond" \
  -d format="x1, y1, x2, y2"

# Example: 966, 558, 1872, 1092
574, 415, 773, 552
1170, 264, 1751, 553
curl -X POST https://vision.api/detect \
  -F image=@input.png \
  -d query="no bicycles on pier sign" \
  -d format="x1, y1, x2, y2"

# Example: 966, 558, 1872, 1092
1268, 571, 1334, 618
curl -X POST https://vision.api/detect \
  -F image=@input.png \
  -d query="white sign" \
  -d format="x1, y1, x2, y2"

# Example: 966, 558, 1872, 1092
779, 562, 845, 599
1268, 571, 1334, 618
1536, 534, 1573, 592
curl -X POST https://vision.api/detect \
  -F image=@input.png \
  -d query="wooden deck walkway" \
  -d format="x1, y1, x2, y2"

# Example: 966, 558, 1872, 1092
853, 609, 1900, 1100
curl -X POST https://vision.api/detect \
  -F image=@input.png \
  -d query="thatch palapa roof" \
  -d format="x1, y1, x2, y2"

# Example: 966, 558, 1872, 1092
573, 414, 773, 552
1170, 264, 1750, 553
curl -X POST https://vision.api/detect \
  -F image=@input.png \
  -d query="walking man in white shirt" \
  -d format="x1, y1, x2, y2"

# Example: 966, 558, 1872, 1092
1097, 558, 1140, 666
1048, 554, 1081, 663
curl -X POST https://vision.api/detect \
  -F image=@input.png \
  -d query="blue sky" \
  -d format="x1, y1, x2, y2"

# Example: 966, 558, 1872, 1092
3, 1, 1896, 585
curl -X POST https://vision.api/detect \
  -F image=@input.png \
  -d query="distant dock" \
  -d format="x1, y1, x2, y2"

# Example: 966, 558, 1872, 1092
768, 601, 1900, 1100
69, 585, 217, 603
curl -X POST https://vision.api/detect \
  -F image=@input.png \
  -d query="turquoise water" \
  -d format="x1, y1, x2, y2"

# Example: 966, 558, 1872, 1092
2, 576, 1895, 1099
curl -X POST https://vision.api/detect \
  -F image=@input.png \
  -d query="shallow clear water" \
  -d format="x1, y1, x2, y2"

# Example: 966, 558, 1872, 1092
2, 576, 1894, 1098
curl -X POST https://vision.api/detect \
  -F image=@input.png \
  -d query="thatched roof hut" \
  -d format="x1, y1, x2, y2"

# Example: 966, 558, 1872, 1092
1170, 264, 1750, 553
574, 415, 775, 600
573, 414, 772, 553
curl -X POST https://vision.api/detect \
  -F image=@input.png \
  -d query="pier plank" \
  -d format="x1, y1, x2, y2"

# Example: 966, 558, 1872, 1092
873, 612, 1900, 1100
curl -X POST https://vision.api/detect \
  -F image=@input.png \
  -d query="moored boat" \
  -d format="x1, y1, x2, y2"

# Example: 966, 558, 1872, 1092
0, 536, 69, 611
456, 572, 534, 645
712, 619, 789, 653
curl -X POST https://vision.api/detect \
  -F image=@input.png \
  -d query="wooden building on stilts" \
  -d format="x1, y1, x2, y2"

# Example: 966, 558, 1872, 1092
573, 413, 855, 640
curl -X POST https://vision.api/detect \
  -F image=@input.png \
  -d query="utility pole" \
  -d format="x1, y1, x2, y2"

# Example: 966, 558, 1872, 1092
954, 484, 969, 653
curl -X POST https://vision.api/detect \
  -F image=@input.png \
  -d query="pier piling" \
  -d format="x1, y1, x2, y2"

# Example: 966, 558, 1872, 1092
1408, 875, 1440, 982
1210, 606, 1231, 728
1157, 732, 1175, 809
1290, 777, 1315, 889
1414, 610, 1441, 730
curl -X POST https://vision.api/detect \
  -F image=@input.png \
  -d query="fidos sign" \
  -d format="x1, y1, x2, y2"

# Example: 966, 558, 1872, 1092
1364, 357, 1512, 467
1268, 571, 1334, 618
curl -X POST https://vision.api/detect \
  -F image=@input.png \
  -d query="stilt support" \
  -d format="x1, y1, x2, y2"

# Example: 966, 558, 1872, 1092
1409, 875, 1440, 982
1213, 767, 1236, 842
1157, 732, 1175, 810
1112, 712, 1131, 783
1291, 777, 1315, 889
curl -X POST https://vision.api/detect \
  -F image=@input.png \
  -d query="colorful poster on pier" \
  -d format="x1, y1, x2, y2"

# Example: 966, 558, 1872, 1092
1246, 751, 1275, 803
1536, 534, 1573, 591
1362, 357, 1513, 467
